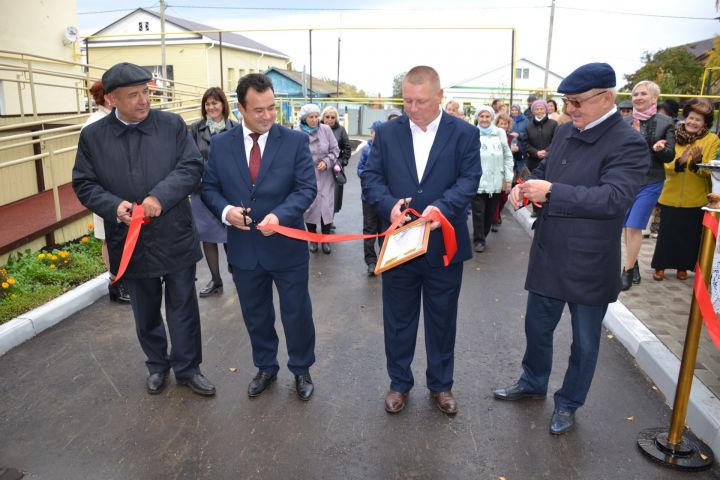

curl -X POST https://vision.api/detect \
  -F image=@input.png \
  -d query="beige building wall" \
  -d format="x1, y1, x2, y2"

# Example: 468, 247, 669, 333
0, 0, 83, 115
0, 215, 93, 265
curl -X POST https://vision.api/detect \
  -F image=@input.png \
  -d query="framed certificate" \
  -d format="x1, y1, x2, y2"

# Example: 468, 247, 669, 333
374, 219, 431, 275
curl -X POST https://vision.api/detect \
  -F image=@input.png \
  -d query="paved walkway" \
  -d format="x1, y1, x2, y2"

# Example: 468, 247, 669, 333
619, 234, 720, 396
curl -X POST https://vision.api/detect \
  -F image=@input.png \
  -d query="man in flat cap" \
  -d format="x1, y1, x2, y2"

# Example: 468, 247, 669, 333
493, 62, 649, 434
73, 62, 216, 397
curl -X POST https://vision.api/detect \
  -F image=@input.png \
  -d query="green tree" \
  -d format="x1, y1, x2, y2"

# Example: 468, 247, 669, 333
701, 36, 720, 95
322, 78, 368, 99
392, 72, 407, 99
623, 47, 704, 95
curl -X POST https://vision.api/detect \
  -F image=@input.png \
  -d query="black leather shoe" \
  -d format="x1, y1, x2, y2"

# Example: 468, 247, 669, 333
146, 371, 168, 394
199, 280, 223, 298
321, 243, 331, 254
632, 260, 641, 284
295, 373, 314, 401
108, 279, 131, 303
550, 409, 575, 435
248, 370, 277, 397
621, 268, 633, 291
309, 242, 319, 253
493, 382, 546, 401
367, 263, 376, 276
177, 373, 216, 396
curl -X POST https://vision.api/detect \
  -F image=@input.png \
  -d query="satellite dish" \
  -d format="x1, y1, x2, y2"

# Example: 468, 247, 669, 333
63, 26, 79, 46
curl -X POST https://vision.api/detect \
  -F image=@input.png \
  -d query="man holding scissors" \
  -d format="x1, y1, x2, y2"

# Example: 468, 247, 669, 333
202, 73, 318, 401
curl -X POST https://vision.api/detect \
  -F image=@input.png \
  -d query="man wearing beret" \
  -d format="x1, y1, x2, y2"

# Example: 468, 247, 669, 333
73, 62, 216, 396
493, 63, 649, 434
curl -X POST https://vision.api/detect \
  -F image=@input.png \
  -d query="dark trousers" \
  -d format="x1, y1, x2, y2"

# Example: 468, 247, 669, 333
124, 264, 202, 378
471, 193, 500, 244
518, 292, 608, 412
232, 262, 315, 375
362, 200, 381, 265
381, 258, 463, 393
306, 221, 330, 235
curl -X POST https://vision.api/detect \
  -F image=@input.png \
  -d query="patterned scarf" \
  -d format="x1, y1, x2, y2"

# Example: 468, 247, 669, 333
633, 104, 656, 121
675, 122, 709, 146
206, 118, 227, 135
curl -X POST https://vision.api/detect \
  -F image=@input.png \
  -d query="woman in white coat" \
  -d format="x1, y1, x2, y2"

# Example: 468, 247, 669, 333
472, 105, 514, 252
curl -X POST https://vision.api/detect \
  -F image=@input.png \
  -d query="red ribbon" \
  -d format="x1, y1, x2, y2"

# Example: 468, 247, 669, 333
264, 207, 458, 267
693, 212, 720, 350
112, 204, 148, 284
515, 178, 543, 208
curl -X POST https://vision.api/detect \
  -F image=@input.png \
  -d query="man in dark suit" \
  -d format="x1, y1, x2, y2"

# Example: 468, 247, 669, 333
73, 62, 215, 397
201, 74, 318, 401
361, 66, 481, 415
493, 63, 650, 434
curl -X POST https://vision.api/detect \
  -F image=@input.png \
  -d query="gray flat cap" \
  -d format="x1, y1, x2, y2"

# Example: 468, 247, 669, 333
102, 62, 152, 93
618, 100, 633, 110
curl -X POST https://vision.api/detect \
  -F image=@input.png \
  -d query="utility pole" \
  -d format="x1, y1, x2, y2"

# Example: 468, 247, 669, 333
160, 0, 168, 103
543, 0, 556, 99
336, 35, 341, 109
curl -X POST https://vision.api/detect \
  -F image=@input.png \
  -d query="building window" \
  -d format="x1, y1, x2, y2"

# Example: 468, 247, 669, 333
138, 21, 150, 31
515, 68, 529, 80
138, 22, 143, 31
145, 22, 150, 31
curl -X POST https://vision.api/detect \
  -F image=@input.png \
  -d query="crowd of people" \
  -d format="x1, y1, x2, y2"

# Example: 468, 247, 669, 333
72, 59, 720, 438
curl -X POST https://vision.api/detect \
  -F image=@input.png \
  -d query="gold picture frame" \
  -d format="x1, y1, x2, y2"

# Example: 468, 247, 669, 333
374, 219, 431, 275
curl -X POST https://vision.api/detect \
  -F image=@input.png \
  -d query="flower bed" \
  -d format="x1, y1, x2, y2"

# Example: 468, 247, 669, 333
0, 225, 105, 324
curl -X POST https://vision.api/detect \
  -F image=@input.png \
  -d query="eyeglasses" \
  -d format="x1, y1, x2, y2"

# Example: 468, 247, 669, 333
324, 115, 336, 119
561, 90, 608, 108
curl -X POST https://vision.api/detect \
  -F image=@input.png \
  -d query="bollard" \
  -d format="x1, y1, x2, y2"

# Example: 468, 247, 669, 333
636, 206, 718, 471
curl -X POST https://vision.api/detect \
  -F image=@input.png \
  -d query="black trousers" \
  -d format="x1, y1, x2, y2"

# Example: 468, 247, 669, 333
124, 264, 202, 379
471, 193, 500, 244
362, 200, 381, 265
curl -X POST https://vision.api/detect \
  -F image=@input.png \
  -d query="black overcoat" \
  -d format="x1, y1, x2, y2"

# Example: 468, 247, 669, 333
72, 109, 203, 278
525, 111, 650, 305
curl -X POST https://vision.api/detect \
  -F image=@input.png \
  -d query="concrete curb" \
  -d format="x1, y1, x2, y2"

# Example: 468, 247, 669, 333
0, 273, 108, 357
507, 203, 720, 453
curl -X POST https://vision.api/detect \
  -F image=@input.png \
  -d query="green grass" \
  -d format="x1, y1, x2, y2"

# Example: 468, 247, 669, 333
0, 233, 105, 324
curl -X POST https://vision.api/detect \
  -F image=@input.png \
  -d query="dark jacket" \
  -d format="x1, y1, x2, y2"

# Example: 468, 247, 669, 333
72, 109, 204, 278
623, 113, 675, 185
189, 118, 237, 162
526, 111, 649, 305
328, 123, 352, 166
361, 112, 481, 267
525, 116, 558, 171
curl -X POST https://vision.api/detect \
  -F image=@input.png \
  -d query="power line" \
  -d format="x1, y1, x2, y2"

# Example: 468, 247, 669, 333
557, 6, 717, 21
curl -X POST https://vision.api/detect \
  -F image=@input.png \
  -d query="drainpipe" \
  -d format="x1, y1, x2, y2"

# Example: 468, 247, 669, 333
206, 42, 214, 87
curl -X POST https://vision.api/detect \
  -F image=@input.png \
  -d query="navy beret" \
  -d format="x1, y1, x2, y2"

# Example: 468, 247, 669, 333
557, 62, 616, 94
102, 62, 152, 93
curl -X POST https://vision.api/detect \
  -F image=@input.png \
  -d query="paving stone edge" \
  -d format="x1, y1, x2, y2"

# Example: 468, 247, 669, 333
509, 204, 720, 453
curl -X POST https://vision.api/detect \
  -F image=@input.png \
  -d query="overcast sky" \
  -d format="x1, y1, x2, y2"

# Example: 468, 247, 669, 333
77, 0, 720, 96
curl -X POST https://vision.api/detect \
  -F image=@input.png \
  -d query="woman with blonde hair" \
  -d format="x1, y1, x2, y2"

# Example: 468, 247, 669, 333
321, 106, 351, 224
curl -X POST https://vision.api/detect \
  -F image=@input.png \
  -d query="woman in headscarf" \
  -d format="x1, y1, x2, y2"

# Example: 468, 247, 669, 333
297, 104, 340, 254
651, 98, 720, 281
471, 106, 513, 253
509, 104, 528, 174
620, 80, 675, 291
524, 99, 558, 174
321, 106, 352, 224
189, 87, 236, 297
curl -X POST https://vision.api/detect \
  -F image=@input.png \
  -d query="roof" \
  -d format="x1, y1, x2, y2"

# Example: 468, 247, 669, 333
677, 37, 716, 61
446, 58, 564, 88
91, 8, 289, 59
265, 68, 339, 95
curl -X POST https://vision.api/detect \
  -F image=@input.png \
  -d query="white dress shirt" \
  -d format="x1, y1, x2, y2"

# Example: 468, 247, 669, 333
409, 108, 443, 181
582, 106, 618, 131
221, 121, 270, 224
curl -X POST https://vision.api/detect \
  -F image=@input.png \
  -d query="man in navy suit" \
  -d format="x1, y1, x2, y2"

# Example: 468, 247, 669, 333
493, 63, 649, 434
201, 74, 318, 401
361, 66, 481, 415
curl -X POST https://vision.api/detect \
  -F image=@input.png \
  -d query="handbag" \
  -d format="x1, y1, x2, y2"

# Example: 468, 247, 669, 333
334, 167, 347, 185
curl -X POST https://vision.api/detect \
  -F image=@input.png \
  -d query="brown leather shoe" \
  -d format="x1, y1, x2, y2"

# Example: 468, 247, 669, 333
653, 269, 665, 281
384, 390, 408, 413
433, 391, 458, 415
677, 270, 688, 280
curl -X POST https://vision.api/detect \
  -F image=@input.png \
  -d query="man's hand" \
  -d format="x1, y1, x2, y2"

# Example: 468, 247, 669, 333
116, 200, 134, 226
652, 139, 667, 152
517, 179, 552, 203
257, 213, 279, 236
142, 195, 162, 217
422, 205, 442, 231
537, 150, 547, 159
226, 206, 252, 230
509, 184, 523, 209
390, 197, 413, 225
